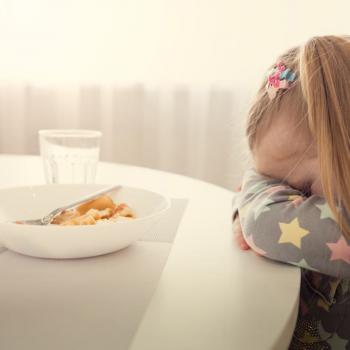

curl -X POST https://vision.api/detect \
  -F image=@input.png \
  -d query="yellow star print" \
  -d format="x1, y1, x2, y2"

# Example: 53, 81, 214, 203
300, 331, 321, 343
278, 218, 309, 248
317, 298, 330, 312
329, 279, 341, 297
239, 202, 252, 219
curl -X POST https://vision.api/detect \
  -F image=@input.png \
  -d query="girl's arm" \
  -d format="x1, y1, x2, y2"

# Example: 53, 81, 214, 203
233, 169, 350, 279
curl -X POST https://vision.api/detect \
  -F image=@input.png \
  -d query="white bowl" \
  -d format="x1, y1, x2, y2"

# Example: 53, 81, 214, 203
0, 185, 171, 259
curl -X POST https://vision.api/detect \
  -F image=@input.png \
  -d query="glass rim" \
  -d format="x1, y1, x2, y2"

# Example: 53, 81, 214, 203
38, 129, 102, 138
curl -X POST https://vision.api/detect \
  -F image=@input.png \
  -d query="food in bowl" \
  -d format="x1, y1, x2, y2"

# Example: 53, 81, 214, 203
52, 195, 135, 226
0, 184, 170, 259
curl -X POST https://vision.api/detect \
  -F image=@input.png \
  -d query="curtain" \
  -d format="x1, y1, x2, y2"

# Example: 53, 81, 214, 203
0, 83, 250, 189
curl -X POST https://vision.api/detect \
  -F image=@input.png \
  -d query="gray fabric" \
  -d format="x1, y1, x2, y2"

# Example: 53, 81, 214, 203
233, 169, 350, 349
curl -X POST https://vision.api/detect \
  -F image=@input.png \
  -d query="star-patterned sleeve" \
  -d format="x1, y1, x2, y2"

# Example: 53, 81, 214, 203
233, 169, 350, 279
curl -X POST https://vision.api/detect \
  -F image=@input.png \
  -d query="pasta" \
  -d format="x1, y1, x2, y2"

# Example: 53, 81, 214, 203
52, 195, 135, 226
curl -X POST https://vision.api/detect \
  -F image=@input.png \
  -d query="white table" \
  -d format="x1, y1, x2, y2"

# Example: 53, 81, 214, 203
0, 155, 300, 350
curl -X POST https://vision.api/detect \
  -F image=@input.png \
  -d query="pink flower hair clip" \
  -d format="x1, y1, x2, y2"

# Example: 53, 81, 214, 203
266, 62, 297, 99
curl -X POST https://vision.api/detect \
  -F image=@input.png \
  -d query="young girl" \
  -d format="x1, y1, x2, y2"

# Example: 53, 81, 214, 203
233, 36, 350, 349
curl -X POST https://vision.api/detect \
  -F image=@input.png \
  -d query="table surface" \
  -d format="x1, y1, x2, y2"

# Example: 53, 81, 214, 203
0, 155, 300, 350
0, 241, 172, 350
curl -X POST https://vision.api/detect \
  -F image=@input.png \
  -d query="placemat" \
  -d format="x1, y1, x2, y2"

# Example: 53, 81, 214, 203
0, 198, 188, 350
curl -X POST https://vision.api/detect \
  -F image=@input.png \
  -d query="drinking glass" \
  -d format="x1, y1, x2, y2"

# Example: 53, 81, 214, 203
39, 129, 102, 184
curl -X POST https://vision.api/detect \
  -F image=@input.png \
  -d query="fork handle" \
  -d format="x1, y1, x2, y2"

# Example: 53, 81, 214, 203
42, 185, 121, 224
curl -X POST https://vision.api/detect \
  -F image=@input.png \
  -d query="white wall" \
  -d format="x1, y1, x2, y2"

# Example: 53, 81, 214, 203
1, 0, 350, 86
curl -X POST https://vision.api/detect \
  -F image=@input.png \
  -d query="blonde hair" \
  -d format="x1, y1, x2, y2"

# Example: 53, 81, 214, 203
247, 35, 350, 238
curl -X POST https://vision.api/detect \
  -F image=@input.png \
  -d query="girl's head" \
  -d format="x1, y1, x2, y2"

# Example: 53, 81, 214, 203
247, 35, 350, 237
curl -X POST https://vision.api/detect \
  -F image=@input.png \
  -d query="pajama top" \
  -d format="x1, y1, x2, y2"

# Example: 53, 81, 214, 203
232, 169, 350, 349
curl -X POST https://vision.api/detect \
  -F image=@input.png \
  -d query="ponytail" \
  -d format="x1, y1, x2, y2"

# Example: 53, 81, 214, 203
300, 36, 350, 238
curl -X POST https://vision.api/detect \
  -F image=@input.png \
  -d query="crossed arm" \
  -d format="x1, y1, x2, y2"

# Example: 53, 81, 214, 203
233, 169, 350, 279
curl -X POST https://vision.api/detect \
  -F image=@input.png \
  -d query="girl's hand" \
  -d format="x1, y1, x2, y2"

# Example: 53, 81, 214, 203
233, 216, 250, 250
233, 184, 250, 250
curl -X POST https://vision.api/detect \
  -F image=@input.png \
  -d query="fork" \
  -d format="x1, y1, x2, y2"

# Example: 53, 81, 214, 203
16, 185, 121, 225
